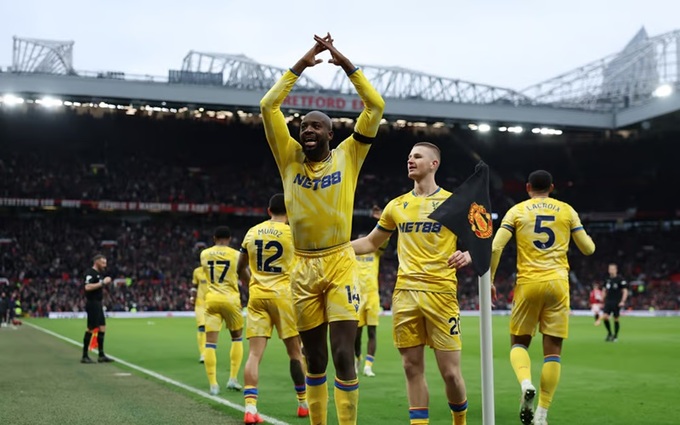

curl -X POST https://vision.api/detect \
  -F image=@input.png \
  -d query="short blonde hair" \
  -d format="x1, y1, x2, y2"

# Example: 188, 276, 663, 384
413, 142, 441, 162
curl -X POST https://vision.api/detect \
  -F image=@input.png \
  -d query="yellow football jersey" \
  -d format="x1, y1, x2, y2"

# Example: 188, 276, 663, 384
261, 69, 384, 251
241, 220, 294, 298
200, 245, 241, 295
499, 196, 585, 284
356, 252, 380, 293
355, 239, 387, 293
192, 266, 208, 302
378, 188, 458, 293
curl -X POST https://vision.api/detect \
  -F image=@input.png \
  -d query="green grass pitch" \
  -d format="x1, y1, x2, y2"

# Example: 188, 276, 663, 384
21, 315, 680, 424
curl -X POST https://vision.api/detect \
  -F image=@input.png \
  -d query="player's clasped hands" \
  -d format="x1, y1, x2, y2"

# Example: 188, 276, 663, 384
297, 33, 353, 72
313, 34, 351, 69
102, 277, 112, 285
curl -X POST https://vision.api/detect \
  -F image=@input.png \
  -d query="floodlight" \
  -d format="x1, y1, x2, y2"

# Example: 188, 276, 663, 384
653, 84, 673, 97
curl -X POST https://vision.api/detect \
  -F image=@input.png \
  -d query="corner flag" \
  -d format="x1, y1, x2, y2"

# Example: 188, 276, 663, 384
429, 160, 497, 425
429, 161, 493, 276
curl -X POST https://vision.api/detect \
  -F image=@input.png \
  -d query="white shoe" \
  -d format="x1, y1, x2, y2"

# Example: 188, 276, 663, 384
226, 378, 242, 391
199, 354, 204, 364
209, 384, 220, 395
519, 381, 536, 425
533, 407, 548, 425
363, 366, 376, 377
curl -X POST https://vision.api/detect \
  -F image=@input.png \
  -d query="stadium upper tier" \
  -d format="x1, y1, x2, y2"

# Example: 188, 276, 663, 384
0, 109, 676, 218
2, 28, 680, 129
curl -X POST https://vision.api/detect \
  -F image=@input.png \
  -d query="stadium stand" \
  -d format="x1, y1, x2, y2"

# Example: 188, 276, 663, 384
1, 108, 678, 316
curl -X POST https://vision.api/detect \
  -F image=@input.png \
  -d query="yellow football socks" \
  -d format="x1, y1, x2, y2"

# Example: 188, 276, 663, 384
334, 377, 359, 425
510, 344, 532, 384
229, 338, 243, 380
197, 327, 206, 357
449, 399, 468, 425
244, 385, 258, 408
539, 355, 561, 409
409, 407, 429, 424
204, 343, 217, 386
306, 373, 329, 425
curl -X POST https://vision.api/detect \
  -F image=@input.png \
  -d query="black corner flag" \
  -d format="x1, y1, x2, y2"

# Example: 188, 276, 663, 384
429, 161, 493, 276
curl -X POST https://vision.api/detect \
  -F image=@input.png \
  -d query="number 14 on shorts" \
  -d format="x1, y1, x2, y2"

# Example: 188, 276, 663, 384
345, 285, 361, 312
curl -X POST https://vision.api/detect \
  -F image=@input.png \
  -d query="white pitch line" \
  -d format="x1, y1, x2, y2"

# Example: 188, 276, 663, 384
24, 321, 291, 425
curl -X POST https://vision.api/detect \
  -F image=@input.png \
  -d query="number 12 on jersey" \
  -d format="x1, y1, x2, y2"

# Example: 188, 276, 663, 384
254, 240, 283, 273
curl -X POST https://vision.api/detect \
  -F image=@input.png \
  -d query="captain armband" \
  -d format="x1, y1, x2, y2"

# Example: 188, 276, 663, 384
353, 132, 375, 144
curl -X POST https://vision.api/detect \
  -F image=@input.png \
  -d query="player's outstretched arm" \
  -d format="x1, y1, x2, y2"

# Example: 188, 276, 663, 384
314, 34, 385, 139
490, 227, 513, 282
351, 228, 391, 256
237, 252, 251, 286
572, 230, 596, 256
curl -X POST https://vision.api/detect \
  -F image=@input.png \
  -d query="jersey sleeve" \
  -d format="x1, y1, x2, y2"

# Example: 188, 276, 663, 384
192, 268, 199, 286
84, 272, 99, 285
377, 236, 390, 257
241, 228, 253, 254
500, 206, 518, 234
260, 70, 300, 174
568, 205, 596, 255
377, 199, 397, 232
490, 226, 514, 281
569, 205, 585, 233
349, 69, 385, 140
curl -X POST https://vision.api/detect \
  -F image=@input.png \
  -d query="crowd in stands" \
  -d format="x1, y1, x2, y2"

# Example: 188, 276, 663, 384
1, 107, 678, 316
0, 214, 678, 317
2, 108, 677, 215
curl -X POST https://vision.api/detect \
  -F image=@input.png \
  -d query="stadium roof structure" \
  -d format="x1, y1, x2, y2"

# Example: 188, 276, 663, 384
1, 29, 679, 130
11, 36, 76, 75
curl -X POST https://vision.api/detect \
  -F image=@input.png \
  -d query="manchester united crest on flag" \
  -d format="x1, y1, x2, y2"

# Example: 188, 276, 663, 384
468, 202, 492, 239
429, 161, 493, 276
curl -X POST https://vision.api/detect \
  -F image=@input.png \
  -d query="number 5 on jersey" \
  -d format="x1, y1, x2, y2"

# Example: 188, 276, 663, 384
533, 215, 556, 249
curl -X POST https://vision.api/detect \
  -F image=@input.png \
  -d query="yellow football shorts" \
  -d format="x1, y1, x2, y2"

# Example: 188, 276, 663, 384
204, 291, 244, 333
246, 296, 299, 340
358, 290, 380, 327
510, 279, 570, 339
392, 288, 462, 351
291, 243, 360, 332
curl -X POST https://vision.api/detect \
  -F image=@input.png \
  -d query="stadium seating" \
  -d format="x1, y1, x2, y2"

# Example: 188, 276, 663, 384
1, 108, 678, 315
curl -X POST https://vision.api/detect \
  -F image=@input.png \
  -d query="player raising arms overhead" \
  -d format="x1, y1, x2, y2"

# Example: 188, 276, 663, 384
260, 34, 385, 425
490, 170, 596, 425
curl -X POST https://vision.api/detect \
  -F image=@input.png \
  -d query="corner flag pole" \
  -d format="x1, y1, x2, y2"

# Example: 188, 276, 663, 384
479, 270, 495, 425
